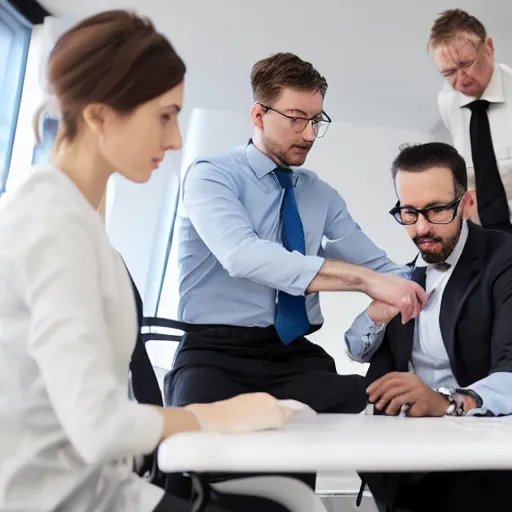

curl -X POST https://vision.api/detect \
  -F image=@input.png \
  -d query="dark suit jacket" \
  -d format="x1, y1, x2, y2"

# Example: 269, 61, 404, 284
362, 222, 512, 506
367, 221, 512, 388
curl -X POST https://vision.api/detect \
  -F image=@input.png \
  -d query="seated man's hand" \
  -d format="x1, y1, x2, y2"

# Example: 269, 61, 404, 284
367, 372, 449, 417
367, 300, 399, 324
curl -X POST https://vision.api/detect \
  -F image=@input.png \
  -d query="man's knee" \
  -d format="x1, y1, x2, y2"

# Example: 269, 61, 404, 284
322, 374, 367, 413
164, 366, 245, 406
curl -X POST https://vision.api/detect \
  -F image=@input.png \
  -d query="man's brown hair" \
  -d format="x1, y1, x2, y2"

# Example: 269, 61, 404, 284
250, 52, 327, 105
428, 9, 487, 50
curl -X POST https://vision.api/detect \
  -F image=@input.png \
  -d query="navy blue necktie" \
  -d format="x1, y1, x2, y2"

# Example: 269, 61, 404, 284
273, 168, 311, 344
410, 265, 426, 290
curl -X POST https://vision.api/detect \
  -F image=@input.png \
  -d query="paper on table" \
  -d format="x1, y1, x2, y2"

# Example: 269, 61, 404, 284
278, 399, 317, 421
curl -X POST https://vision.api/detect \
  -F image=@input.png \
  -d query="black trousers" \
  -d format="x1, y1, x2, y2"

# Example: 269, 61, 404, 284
370, 470, 512, 512
163, 325, 366, 497
164, 325, 366, 412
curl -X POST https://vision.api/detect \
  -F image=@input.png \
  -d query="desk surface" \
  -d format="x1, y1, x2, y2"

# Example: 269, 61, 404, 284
158, 413, 512, 473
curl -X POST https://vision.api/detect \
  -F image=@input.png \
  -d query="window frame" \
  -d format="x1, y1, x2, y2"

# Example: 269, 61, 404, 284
0, 1, 31, 193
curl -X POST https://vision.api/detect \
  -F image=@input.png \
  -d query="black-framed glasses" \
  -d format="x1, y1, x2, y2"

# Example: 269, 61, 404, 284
389, 197, 463, 225
257, 103, 331, 138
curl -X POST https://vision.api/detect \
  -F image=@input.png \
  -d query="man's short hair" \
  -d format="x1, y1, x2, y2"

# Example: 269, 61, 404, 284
250, 52, 328, 105
391, 142, 468, 196
428, 9, 487, 50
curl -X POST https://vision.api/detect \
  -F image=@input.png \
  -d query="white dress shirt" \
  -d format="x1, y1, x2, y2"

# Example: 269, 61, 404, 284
0, 166, 165, 511
438, 63, 512, 220
407, 223, 468, 389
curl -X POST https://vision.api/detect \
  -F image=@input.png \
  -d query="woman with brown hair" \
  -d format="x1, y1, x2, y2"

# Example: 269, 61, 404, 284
0, 10, 299, 512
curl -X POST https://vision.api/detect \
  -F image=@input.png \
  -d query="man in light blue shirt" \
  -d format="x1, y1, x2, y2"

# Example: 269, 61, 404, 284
345, 142, 512, 511
165, 53, 426, 431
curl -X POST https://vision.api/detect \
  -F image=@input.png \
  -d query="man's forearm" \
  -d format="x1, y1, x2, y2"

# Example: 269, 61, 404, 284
306, 259, 373, 294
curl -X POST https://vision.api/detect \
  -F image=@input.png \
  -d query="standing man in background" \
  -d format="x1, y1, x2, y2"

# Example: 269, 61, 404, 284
166, 52, 426, 422
430, 8, 512, 233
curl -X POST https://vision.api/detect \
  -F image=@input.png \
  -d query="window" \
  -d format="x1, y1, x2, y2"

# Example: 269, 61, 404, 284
0, 2, 31, 192
32, 115, 58, 164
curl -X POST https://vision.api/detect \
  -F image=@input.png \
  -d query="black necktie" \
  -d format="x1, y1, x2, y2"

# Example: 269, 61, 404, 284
466, 99, 512, 233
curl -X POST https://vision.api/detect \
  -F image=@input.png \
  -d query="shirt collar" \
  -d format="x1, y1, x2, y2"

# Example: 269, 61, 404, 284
459, 63, 505, 107
245, 139, 293, 179
416, 220, 469, 269
245, 139, 289, 178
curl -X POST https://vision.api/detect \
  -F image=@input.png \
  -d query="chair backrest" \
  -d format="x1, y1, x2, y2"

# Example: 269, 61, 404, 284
128, 276, 190, 487
128, 278, 165, 407
141, 317, 185, 343
128, 276, 193, 406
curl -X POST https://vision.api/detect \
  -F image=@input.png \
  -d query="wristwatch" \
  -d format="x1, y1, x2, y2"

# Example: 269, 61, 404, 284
436, 386, 466, 416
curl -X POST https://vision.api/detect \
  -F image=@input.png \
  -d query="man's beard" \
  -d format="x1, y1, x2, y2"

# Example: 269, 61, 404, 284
413, 220, 462, 264
263, 135, 312, 167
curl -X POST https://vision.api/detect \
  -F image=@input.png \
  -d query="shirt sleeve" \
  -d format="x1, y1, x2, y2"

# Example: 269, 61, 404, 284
344, 310, 387, 362
464, 373, 512, 416
343, 262, 411, 363
322, 186, 405, 274
17, 211, 163, 465
182, 160, 324, 296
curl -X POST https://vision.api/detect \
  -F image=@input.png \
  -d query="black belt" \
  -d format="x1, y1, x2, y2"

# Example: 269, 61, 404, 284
142, 317, 322, 337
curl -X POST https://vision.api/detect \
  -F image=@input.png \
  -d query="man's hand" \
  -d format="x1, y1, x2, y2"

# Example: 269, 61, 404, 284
364, 273, 428, 324
367, 300, 399, 324
366, 372, 449, 417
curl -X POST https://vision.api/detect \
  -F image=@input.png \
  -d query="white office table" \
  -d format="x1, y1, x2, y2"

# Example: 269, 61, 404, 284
158, 413, 512, 474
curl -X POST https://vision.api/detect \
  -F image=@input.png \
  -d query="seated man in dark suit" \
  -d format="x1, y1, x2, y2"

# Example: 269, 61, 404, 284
345, 142, 512, 512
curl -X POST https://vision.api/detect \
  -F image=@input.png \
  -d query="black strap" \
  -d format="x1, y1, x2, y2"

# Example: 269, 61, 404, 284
356, 479, 366, 507
142, 316, 190, 331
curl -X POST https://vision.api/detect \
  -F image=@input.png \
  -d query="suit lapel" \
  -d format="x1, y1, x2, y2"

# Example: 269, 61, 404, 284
439, 223, 486, 372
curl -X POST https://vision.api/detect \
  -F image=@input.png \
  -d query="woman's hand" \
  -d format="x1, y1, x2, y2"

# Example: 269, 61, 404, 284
184, 392, 294, 434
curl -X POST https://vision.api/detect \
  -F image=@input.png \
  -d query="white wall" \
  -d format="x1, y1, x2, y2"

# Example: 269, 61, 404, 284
157, 108, 252, 320
106, 155, 180, 302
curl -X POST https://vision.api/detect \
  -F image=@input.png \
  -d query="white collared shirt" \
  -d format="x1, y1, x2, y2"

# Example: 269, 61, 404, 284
408, 222, 469, 388
438, 63, 512, 220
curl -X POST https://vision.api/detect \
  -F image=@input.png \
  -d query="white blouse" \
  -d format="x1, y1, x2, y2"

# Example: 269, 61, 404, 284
0, 166, 164, 511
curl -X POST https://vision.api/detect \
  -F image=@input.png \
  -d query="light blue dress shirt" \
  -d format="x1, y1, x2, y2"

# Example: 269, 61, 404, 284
176, 142, 403, 327
344, 222, 512, 416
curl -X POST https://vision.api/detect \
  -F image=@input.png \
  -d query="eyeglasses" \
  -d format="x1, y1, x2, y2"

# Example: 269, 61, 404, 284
257, 103, 331, 138
389, 197, 463, 225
